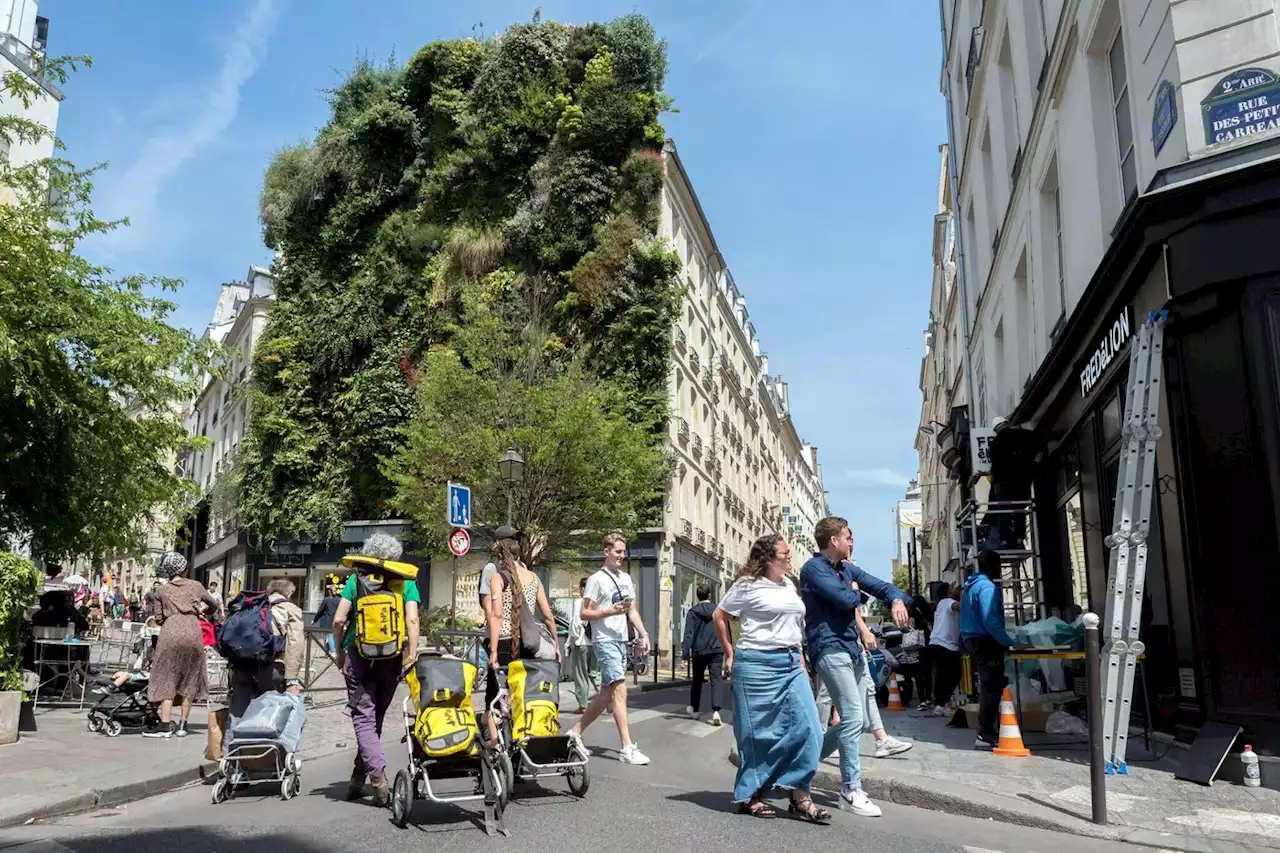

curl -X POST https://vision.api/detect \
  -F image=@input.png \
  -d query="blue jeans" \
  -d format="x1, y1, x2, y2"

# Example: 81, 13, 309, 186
817, 650, 867, 792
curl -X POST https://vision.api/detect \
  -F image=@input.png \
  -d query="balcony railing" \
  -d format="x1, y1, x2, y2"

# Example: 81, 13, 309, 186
678, 419, 690, 442
675, 327, 687, 351
695, 528, 706, 548
689, 350, 702, 374
681, 518, 692, 539
692, 434, 703, 456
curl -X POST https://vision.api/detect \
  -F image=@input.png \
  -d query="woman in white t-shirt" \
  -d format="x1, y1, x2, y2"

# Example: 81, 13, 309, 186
928, 584, 963, 713
713, 534, 829, 824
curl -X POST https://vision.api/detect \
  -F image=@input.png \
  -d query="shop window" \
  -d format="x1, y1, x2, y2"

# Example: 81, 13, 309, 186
1060, 492, 1089, 611
1100, 388, 1124, 447
1055, 436, 1081, 495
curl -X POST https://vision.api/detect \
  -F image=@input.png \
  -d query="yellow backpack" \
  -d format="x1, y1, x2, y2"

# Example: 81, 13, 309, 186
406, 656, 480, 759
507, 658, 560, 741
341, 555, 416, 661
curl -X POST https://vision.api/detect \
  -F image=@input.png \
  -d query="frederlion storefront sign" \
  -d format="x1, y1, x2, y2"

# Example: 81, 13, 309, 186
1078, 308, 1132, 398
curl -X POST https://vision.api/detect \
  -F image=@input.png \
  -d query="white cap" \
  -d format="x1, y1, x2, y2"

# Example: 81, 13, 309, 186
991, 416, 1010, 432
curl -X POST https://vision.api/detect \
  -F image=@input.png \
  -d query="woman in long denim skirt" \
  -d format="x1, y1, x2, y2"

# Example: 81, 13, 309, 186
713, 534, 829, 823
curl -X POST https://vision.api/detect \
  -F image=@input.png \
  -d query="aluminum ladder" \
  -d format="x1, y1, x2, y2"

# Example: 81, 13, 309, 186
1100, 310, 1167, 775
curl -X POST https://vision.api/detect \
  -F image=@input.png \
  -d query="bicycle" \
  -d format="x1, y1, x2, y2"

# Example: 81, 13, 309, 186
627, 637, 649, 677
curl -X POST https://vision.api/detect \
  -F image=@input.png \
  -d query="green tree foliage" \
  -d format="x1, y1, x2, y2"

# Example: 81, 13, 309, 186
0, 60, 217, 561
240, 15, 681, 543
0, 552, 41, 691
386, 281, 667, 562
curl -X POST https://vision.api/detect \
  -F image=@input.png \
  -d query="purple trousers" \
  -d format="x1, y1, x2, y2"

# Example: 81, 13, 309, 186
343, 654, 401, 778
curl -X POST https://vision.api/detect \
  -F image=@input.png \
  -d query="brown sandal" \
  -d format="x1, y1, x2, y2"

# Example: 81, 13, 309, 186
788, 796, 831, 824
737, 798, 777, 818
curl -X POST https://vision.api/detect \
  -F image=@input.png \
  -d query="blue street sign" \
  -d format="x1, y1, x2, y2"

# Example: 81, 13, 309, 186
447, 481, 471, 529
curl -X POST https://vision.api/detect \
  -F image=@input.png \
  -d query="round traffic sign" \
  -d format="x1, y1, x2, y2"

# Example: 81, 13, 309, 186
448, 527, 471, 557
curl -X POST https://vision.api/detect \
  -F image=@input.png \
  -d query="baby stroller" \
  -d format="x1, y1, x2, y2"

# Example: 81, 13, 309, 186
86, 675, 160, 737
211, 691, 307, 803
492, 658, 590, 800
391, 653, 507, 836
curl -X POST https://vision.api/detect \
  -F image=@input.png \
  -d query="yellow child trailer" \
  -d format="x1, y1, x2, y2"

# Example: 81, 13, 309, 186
391, 653, 508, 836
492, 658, 590, 799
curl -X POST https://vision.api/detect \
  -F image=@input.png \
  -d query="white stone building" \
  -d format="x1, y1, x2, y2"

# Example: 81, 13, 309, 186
939, 0, 1280, 742
177, 265, 274, 599
0, 0, 57, 180
916, 144, 965, 590
655, 139, 828, 659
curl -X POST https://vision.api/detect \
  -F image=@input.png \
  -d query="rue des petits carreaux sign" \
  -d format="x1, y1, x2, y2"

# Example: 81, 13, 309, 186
1202, 67, 1280, 145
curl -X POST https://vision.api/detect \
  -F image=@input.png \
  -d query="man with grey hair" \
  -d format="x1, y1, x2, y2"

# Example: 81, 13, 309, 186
226, 578, 306, 718
331, 534, 422, 805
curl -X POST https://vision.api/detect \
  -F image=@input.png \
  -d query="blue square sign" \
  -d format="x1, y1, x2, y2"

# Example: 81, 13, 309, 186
447, 481, 471, 529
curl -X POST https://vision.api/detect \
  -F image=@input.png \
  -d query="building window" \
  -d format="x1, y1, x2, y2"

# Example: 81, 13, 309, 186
1107, 32, 1137, 201
1049, 185, 1066, 336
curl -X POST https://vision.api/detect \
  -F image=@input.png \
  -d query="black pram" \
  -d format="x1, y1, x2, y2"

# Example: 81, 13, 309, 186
87, 675, 161, 737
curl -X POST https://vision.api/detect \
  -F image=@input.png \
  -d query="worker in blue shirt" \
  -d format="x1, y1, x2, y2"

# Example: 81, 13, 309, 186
799, 516, 909, 819
960, 544, 1020, 750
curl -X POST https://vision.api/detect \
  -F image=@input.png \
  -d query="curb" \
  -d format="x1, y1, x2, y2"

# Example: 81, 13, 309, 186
729, 749, 1277, 853
0, 761, 218, 829
635, 679, 692, 693
0, 742, 351, 829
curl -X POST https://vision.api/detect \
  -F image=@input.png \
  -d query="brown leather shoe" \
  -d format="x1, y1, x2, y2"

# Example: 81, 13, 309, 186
346, 770, 366, 801
369, 772, 391, 807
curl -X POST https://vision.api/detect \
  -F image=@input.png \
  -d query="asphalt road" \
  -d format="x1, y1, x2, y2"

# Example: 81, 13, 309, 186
1, 687, 1145, 853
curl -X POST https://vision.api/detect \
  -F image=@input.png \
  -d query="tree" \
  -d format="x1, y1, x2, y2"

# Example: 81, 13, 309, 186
238, 15, 680, 544
0, 552, 41, 691
0, 60, 217, 561
386, 279, 667, 562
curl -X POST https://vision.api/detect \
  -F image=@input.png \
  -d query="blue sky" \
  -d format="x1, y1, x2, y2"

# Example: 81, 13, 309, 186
42, 0, 945, 579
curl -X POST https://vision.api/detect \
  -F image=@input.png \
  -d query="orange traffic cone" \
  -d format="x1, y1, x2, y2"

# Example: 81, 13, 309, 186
885, 674, 906, 712
992, 687, 1031, 757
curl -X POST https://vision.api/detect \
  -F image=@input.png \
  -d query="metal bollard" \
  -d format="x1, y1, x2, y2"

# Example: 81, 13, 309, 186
1084, 612, 1107, 825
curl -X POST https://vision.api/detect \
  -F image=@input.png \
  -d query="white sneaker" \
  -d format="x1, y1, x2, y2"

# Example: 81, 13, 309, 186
618, 743, 651, 765
839, 787, 882, 817
875, 736, 913, 758
931, 704, 950, 717
711, 711, 722, 726
686, 705, 698, 719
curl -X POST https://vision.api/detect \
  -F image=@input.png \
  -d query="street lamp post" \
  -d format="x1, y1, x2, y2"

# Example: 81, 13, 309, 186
498, 444, 525, 527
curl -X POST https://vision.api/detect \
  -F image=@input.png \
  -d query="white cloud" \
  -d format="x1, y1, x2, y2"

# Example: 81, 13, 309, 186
98, 0, 280, 244
844, 468, 911, 488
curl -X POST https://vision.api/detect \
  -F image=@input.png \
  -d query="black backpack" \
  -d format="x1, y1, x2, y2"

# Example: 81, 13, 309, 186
218, 591, 284, 664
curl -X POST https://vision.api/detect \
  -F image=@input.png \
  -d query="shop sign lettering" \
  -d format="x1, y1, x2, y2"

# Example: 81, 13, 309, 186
1078, 309, 1132, 398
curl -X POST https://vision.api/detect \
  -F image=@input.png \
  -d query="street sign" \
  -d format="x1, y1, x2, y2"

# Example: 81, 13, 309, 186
446, 481, 471, 529
448, 527, 471, 557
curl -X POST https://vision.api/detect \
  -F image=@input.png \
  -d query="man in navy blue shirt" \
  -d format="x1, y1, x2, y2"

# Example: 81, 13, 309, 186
800, 516, 909, 818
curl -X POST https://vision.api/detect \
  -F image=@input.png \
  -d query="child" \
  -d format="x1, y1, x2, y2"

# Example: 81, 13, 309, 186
94, 668, 150, 694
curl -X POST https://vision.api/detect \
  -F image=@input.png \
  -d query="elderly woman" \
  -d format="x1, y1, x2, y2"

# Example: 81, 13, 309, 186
714, 534, 829, 823
227, 578, 306, 718
145, 552, 221, 738
331, 534, 421, 806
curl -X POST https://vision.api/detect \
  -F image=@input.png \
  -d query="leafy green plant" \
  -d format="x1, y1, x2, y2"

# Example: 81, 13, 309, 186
0, 553, 42, 692
0, 59, 219, 561
240, 14, 679, 544
422, 605, 481, 648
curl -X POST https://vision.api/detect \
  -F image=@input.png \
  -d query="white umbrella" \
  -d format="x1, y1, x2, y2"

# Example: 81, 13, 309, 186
63, 573, 88, 586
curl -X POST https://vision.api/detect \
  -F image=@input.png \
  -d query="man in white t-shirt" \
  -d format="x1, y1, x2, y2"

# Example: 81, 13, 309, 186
567, 533, 651, 765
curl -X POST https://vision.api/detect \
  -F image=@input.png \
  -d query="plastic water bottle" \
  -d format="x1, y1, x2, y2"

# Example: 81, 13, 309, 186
1242, 744, 1260, 788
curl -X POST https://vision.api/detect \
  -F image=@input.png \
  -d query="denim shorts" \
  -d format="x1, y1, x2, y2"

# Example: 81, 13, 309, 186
595, 640, 627, 686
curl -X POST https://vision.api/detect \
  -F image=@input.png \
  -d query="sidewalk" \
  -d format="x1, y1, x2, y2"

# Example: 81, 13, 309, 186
0, 667, 355, 828
815, 709, 1280, 853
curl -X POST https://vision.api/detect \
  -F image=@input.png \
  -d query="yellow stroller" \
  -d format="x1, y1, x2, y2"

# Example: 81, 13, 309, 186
493, 658, 590, 798
391, 654, 508, 836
